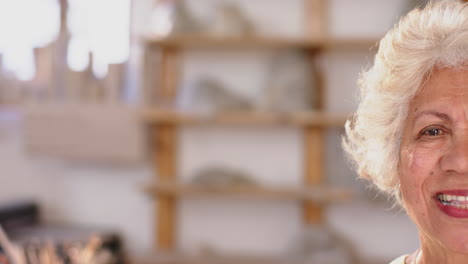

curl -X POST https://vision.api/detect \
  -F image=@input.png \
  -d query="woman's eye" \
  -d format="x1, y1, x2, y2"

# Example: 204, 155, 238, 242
419, 127, 447, 137
424, 128, 443, 136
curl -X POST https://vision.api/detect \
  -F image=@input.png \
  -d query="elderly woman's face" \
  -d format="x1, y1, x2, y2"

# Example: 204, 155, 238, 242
400, 68, 468, 253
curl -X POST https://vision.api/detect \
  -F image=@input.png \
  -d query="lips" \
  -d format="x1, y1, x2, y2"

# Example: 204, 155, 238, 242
436, 190, 468, 218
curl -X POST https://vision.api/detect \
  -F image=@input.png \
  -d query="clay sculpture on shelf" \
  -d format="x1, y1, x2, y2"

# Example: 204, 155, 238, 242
148, 0, 201, 37
190, 166, 258, 188
404, 0, 430, 14
260, 50, 316, 113
207, 3, 255, 37
285, 225, 353, 264
177, 78, 253, 114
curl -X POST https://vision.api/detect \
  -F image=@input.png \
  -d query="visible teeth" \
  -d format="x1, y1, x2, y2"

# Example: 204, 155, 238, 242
438, 194, 468, 209
439, 194, 468, 202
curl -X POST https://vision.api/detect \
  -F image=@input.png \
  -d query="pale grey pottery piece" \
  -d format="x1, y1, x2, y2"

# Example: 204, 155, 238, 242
177, 78, 253, 114
190, 166, 258, 187
260, 51, 316, 112
285, 225, 353, 264
148, 0, 201, 37
404, 0, 430, 14
207, 3, 255, 37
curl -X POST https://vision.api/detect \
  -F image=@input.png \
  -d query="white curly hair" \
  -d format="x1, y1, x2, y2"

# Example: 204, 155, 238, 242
343, 0, 468, 201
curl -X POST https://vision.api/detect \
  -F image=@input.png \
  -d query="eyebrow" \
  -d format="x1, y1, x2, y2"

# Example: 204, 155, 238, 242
413, 110, 451, 122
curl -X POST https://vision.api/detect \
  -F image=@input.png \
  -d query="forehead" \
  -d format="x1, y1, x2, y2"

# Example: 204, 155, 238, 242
412, 68, 468, 105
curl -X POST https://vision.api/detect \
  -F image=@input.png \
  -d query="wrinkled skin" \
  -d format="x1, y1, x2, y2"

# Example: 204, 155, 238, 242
399, 68, 468, 264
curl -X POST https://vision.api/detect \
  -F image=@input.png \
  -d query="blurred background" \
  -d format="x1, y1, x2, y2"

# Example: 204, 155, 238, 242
0, 0, 425, 263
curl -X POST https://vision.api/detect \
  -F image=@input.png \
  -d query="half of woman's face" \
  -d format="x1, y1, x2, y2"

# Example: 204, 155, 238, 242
399, 67, 468, 253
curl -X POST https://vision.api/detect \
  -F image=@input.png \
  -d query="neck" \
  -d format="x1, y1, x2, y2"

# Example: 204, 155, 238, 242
418, 235, 468, 264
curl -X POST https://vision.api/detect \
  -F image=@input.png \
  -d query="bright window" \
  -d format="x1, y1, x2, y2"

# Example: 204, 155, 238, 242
0, 0, 60, 80
67, 0, 131, 78
0, 0, 130, 81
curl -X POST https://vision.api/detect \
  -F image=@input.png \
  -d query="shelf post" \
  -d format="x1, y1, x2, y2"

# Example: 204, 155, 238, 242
154, 124, 177, 251
304, 0, 328, 40
305, 0, 327, 41
158, 47, 179, 104
303, 0, 327, 224
303, 127, 324, 224
153, 46, 180, 251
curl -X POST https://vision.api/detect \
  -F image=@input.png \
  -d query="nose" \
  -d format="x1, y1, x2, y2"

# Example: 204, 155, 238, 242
440, 131, 468, 174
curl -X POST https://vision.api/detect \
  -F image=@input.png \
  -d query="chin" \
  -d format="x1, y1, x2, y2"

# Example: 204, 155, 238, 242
438, 230, 468, 253
418, 206, 468, 254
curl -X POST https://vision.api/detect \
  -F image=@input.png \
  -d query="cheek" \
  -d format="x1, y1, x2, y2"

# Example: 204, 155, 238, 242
400, 145, 438, 200
411, 149, 434, 175
399, 146, 437, 221
401, 144, 438, 179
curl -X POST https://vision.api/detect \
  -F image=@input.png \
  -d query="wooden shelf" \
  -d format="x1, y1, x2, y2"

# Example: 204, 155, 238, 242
136, 252, 283, 264
145, 35, 322, 50
144, 35, 380, 50
141, 109, 348, 127
143, 181, 353, 204
325, 37, 380, 50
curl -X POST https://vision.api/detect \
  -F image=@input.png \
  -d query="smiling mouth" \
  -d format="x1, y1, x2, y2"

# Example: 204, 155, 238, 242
437, 193, 468, 209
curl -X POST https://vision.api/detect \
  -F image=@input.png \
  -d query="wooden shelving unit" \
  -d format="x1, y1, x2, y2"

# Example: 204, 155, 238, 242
141, 0, 377, 262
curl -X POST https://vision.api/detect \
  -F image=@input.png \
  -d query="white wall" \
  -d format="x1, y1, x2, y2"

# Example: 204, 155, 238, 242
0, 0, 420, 261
